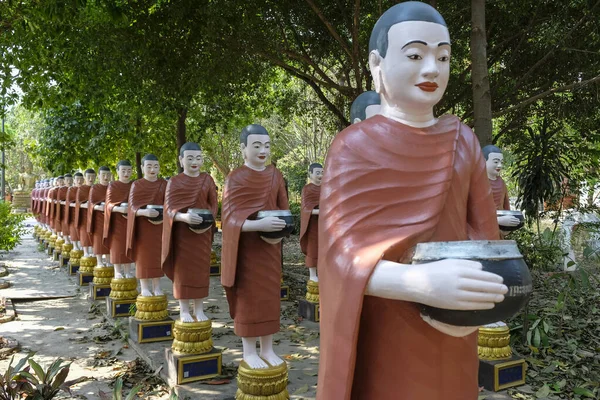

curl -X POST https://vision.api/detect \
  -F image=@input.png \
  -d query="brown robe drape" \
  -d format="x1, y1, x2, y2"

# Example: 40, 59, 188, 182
221, 165, 289, 337
87, 184, 109, 255
316, 115, 500, 400
161, 173, 218, 299
46, 188, 58, 231
127, 178, 167, 279
55, 187, 68, 234
40, 188, 49, 225
103, 181, 133, 264
75, 185, 92, 247
490, 176, 510, 210
299, 183, 320, 268
31, 189, 38, 218
64, 186, 79, 240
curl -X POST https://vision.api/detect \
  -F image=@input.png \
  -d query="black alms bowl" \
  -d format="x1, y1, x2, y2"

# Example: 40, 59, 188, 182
147, 205, 163, 223
411, 240, 532, 326
497, 210, 525, 232
188, 208, 214, 230
257, 210, 295, 239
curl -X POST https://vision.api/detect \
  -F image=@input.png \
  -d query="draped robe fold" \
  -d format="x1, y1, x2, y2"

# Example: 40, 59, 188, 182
316, 115, 499, 400
221, 165, 289, 337
490, 176, 510, 210
87, 184, 109, 255
41, 188, 50, 225
46, 188, 58, 231
75, 185, 92, 247
103, 181, 133, 264
161, 173, 218, 299
126, 178, 167, 279
299, 183, 320, 268
55, 187, 68, 234
64, 186, 79, 240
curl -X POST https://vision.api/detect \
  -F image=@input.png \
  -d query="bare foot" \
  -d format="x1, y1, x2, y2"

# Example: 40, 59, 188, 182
310, 276, 319, 283
125, 272, 135, 278
140, 288, 152, 297
244, 354, 269, 369
195, 310, 209, 322
154, 288, 164, 296
114, 272, 124, 279
180, 312, 195, 323
260, 349, 284, 366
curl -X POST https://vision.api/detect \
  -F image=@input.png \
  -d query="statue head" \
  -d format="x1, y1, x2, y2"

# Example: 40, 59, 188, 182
308, 163, 324, 186
178, 142, 203, 177
142, 153, 160, 181
351, 91, 381, 124
64, 173, 73, 187
73, 172, 84, 187
98, 166, 111, 185
482, 145, 504, 180
56, 176, 65, 187
84, 168, 96, 186
116, 160, 132, 183
369, 2, 450, 122
240, 124, 270, 171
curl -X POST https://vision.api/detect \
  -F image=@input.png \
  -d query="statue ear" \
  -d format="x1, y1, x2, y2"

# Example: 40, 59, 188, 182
240, 143, 247, 158
369, 50, 384, 94
353, 117, 362, 124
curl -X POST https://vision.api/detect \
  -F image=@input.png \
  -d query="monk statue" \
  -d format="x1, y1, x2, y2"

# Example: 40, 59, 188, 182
76, 169, 96, 257
88, 166, 112, 265
222, 124, 289, 369
162, 143, 218, 321
350, 91, 381, 124
103, 160, 134, 278
316, 3, 508, 399
127, 154, 167, 296
299, 163, 323, 282
483, 145, 520, 229
64, 172, 84, 248
52, 176, 66, 238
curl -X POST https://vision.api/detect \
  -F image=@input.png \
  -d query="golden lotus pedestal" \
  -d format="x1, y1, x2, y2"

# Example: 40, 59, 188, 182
129, 295, 174, 343
235, 361, 290, 400
47, 234, 57, 256
76, 256, 96, 286
59, 243, 73, 267
298, 280, 320, 322
106, 278, 138, 318
41, 231, 51, 248
89, 265, 114, 301
53, 238, 65, 262
478, 324, 526, 391
165, 320, 222, 385
210, 250, 221, 276
33, 226, 40, 240
68, 250, 84, 275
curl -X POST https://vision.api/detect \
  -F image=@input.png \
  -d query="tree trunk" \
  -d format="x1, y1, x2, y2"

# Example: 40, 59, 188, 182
134, 117, 143, 179
176, 108, 187, 173
470, 0, 493, 146
135, 152, 142, 179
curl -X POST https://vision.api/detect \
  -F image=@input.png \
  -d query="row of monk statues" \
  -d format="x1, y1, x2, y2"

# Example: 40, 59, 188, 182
31, 2, 532, 398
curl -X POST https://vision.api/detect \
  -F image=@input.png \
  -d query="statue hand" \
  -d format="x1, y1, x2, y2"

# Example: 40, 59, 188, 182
311, 208, 320, 215
498, 215, 520, 227
257, 216, 286, 232
146, 209, 159, 218
420, 315, 479, 337
186, 212, 203, 225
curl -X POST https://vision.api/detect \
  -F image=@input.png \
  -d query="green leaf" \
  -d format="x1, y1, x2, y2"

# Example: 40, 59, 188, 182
15, 371, 39, 386
51, 367, 70, 390
536, 384, 551, 398
28, 359, 46, 381
573, 387, 595, 398
125, 385, 143, 400
533, 328, 541, 348
113, 376, 123, 400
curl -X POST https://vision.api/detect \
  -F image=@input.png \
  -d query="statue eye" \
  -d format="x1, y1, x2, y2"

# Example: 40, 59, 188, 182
438, 56, 449, 62
407, 54, 422, 60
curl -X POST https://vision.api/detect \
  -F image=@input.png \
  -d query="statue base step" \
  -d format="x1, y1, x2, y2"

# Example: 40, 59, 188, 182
68, 263, 80, 275
209, 263, 221, 276
89, 282, 111, 301
280, 285, 289, 301
298, 299, 320, 322
76, 271, 94, 286
478, 356, 526, 391
59, 255, 69, 267
47, 246, 53, 255
52, 250, 60, 261
165, 347, 222, 385
129, 316, 174, 344
106, 297, 136, 318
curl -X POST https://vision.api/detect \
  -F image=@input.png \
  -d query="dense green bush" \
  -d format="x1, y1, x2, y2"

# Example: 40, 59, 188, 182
289, 200, 301, 235
510, 226, 564, 271
0, 202, 26, 252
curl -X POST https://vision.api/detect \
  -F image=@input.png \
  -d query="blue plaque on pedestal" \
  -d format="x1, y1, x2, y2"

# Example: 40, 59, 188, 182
479, 357, 527, 391
76, 271, 93, 286
89, 283, 111, 300
166, 348, 222, 385
106, 297, 136, 318
69, 264, 80, 275
210, 264, 221, 276
280, 285, 289, 301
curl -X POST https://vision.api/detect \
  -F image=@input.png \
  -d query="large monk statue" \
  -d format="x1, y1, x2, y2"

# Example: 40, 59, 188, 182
103, 160, 134, 278
350, 91, 381, 124
483, 145, 520, 228
50, 176, 65, 237
316, 3, 508, 399
76, 169, 96, 257
88, 166, 111, 265
127, 154, 167, 296
65, 172, 84, 248
222, 124, 289, 369
299, 163, 323, 282
162, 143, 218, 321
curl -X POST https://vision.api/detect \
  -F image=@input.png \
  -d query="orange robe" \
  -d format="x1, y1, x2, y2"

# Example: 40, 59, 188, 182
46, 188, 58, 231
490, 176, 510, 210
161, 173, 218, 299
103, 181, 133, 264
75, 185, 92, 247
316, 115, 499, 400
40, 188, 49, 225
221, 165, 289, 337
31, 189, 38, 218
55, 187, 68, 234
126, 178, 167, 279
87, 184, 109, 255
299, 183, 320, 268
64, 186, 79, 240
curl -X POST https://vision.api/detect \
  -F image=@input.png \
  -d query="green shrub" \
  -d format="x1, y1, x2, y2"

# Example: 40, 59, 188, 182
289, 200, 301, 235
0, 202, 26, 252
510, 227, 564, 271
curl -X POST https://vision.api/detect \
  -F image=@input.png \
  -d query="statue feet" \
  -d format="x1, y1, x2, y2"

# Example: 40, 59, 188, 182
114, 272, 124, 279
140, 288, 153, 297
180, 312, 195, 323
195, 310, 209, 322
154, 288, 164, 296
125, 272, 135, 279
244, 354, 269, 369
260, 349, 284, 367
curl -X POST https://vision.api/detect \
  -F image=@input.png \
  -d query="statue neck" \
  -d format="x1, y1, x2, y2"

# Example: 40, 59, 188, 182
183, 170, 200, 178
244, 161, 266, 171
380, 100, 437, 128
144, 176, 158, 182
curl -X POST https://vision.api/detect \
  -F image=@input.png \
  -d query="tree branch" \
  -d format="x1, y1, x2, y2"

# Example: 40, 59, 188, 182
304, 0, 353, 59
351, 0, 362, 92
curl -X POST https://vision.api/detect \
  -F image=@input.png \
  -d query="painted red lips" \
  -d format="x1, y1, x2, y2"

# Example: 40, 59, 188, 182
415, 82, 439, 92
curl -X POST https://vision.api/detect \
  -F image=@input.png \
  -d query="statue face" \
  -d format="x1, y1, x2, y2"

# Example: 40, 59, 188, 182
370, 21, 450, 114
309, 168, 324, 186
65, 177, 73, 186
99, 171, 111, 185
179, 150, 203, 176
85, 173, 96, 186
486, 152, 503, 179
117, 165, 132, 183
74, 176, 84, 186
143, 160, 160, 181
241, 134, 270, 169
57, 178, 64, 186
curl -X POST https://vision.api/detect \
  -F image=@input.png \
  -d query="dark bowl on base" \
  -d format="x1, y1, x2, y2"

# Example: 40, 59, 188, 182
257, 210, 295, 239
188, 208, 214, 230
147, 205, 163, 223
